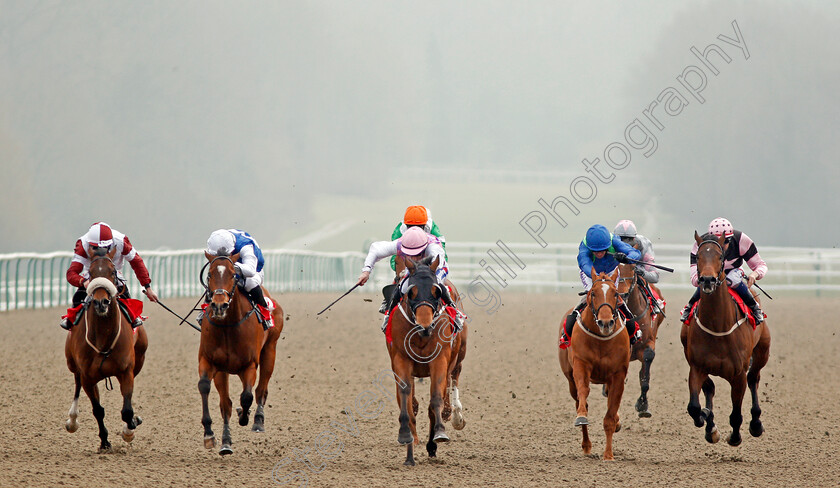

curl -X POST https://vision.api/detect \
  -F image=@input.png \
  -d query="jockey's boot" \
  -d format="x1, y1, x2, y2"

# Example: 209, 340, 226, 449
247, 286, 274, 327
59, 318, 71, 330
618, 301, 641, 345
439, 284, 465, 333
381, 285, 402, 333
680, 287, 702, 323
560, 298, 587, 347
131, 317, 144, 329
733, 281, 764, 324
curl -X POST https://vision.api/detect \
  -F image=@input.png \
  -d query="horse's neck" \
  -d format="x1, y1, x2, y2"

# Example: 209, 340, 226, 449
696, 286, 735, 328
627, 286, 646, 313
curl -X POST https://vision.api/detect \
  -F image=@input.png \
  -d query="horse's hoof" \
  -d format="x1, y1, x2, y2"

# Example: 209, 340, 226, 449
452, 412, 466, 431
204, 436, 216, 449
601, 385, 609, 398
574, 416, 589, 427
98, 442, 112, 454
219, 444, 233, 456
236, 407, 249, 427
403, 458, 416, 466
749, 420, 764, 437
727, 433, 742, 447
65, 419, 79, 433
705, 426, 720, 444
614, 421, 621, 433
398, 432, 414, 445
121, 427, 135, 443
638, 410, 652, 418
252, 423, 265, 433
433, 431, 450, 443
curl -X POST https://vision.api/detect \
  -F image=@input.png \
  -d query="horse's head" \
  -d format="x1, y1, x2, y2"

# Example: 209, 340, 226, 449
404, 255, 443, 337
87, 246, 118, 317
203, 250, 241, 319
615, 263, 637, 302
694, 230, 726, 294
588, 268, 621, 335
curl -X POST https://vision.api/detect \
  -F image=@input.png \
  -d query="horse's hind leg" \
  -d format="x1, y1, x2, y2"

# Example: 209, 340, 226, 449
214, 374, 234, 455
253, 326, 281, 433
65, 373, 81, 433
635, 345, 655, 418
133, 326, 148, 376
82, 381, 111, 452
236, 364, 257, 428
117, 371, 142, 443
748, 328, 771, 437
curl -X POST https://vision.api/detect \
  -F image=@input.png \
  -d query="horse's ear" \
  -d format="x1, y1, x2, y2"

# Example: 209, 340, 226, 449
694, 230, 702, 244
231, 252, 240, 263
107, 246, 117, 260
86, 245, 95, 260
430, 255, 440, 272
591, 267, 598, 281
610, 267, 619, 282
718, 234, 726, 249
204, 251, 214, 261
406, 258, 416, 274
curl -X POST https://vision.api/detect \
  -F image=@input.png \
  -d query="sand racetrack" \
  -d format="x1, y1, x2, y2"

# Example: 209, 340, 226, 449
1, 292, 838, 487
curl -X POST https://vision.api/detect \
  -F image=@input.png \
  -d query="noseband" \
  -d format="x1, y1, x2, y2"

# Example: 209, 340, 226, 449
617, 272, 637, 302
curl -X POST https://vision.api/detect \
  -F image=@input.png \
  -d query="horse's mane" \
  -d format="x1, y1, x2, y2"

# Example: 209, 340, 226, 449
699, 232, 717, 243
93, 247, 108, 257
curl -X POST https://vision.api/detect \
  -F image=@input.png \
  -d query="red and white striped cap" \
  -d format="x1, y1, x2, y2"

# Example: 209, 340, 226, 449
85, 222, 114, 248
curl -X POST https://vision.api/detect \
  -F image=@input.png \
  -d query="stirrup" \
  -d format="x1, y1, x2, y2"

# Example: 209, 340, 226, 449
679, 305, 692, 322
752, 307, 765, 323
59, 318, 72, 330
378, 299, 390, 315
131, 317, 144, 329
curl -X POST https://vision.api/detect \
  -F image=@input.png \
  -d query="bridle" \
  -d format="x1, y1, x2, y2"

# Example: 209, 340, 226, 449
697, 238, 726, 292
587, 277, 619, 323
199, 256, 254, 327
400, 272, 446, 330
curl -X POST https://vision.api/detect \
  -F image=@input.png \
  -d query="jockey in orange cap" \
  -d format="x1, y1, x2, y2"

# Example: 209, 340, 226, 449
390, 205, 447, 272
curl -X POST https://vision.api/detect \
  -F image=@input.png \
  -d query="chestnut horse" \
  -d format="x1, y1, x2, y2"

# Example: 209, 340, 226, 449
616, 262, 666, 417
198, 251, 283, 455
64, 247, 148, 452
558, 268, 630, 460
681, 232, 771, 445
387, 255, 467, 466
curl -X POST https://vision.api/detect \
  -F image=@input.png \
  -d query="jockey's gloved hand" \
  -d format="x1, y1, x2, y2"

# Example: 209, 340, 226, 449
614, 252, 628, 263
634, 266, 645, 276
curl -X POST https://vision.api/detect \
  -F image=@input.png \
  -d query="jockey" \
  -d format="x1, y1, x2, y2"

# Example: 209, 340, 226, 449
60, 222, 159, 330
679, 218, 767, 324
206, 229, 275, 327
558, 224, 643, 348
389, 205, 447, 272
613, 219, 660, 284
356, 226, 463, 333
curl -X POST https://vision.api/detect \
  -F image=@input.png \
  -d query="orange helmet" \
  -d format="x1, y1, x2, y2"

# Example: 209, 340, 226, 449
403, 205, 429, 226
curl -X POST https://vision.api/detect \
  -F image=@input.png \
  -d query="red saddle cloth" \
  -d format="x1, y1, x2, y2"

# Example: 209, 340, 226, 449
62, 298, 146, 326
385, 305, 459, 345
683, 288, 760, 328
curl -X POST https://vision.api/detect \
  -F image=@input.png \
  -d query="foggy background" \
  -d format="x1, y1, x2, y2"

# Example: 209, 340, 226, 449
1, 1, 838, 254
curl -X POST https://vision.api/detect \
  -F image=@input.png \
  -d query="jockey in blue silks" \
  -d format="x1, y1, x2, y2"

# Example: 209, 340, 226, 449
559, 224, 643, 348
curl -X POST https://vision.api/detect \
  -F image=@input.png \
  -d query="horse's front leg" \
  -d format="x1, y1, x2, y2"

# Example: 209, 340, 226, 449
392, 357, 415, 466
81, 380, 110, 452
727, 373, 747, 446
214, 373, 234, 455
571, 359, 592, 455
635, 345, 655, 418
117, 370, 142, 443
686, 367, 709, 428
198, 361, 217, 449
65, 373, 81, 433
236, 364, 257, 427
603, 370, 627, 461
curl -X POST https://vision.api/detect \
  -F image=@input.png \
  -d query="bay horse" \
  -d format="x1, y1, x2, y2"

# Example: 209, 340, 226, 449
558, 268, 630, 460
64, 246, 148, 452
198, 251, 284, 455
615, 262, 666, 417
387, 255, 467, 466
681, 232, 771, 445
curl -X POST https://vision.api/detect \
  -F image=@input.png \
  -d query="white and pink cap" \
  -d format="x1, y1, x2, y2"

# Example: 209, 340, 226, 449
400, 226, 429, 256
85, 222, 114, 248
708, 217, 734, 237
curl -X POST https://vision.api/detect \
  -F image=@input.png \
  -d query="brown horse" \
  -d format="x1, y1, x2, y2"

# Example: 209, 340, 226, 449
558, 268, 630, 460
198, 251, 283, 455
681, 232, 771, 446
616, 262, 666, 417
64, 247, 148, 452
387, 255, 467, 466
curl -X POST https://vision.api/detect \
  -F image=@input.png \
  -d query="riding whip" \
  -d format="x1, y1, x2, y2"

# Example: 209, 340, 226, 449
317, 284, 360, 315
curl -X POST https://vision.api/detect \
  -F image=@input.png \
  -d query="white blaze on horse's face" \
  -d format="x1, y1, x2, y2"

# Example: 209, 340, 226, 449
601, 283, 611, 297
217, 265, 227, 279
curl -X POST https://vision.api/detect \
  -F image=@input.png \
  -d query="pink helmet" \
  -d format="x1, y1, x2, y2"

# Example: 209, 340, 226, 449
85, 222, 114, 248
613, 219, 637, 238
708, 217, 734, 237
400, 226, 429, 256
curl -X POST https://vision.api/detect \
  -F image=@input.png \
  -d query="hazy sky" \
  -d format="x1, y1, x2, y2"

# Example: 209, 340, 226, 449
1, 1, 838, 252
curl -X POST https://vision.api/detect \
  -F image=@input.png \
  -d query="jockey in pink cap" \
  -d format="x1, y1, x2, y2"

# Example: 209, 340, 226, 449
356, 226, 462, 332
679, 217, 767, 323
